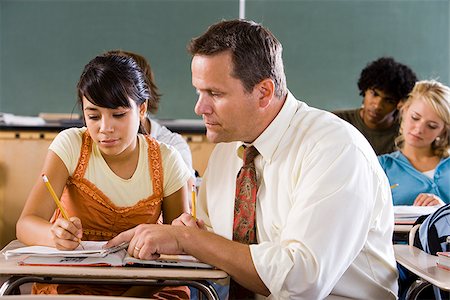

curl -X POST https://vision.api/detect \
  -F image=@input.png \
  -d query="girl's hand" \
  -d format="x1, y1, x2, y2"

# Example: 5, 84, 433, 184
413, 193, 445, 207
50, 216, 83, 250
171, 212, 206, 230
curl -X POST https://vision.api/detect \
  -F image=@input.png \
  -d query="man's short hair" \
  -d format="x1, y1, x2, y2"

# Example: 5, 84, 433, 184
358, 57, 418, 103
188, 19, 287, 99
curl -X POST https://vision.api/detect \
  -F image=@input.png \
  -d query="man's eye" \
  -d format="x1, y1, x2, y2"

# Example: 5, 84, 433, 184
385, 99, 396, 105
88, 115, 99, 120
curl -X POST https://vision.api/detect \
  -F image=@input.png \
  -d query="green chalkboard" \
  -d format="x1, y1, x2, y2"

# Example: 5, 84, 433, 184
1, 0, 449, 119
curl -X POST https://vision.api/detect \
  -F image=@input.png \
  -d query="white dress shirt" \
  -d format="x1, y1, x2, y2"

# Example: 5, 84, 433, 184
197, 92, 398, 299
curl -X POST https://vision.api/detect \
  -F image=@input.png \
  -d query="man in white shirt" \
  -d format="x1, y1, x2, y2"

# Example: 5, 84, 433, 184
108, 19, 399, 299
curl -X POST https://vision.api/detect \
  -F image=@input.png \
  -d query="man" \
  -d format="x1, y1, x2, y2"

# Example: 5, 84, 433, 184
108, 20, 398, 299
334, 57, 418, 155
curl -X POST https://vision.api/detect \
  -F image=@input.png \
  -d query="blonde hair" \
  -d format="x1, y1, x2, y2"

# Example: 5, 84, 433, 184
396, 80, 450, 158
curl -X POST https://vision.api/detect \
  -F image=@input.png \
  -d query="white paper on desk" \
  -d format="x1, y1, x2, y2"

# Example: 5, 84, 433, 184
1, 113, 46, 126
20, 250, 127, 267
124, 254, 213, 269
19, 251, 213, 269
394, 205, 439, 219
3, 241, 110, 259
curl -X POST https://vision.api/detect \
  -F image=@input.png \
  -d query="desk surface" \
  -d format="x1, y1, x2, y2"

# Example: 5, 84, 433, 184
1, 240, 227, 298
394, 244, 450, 291
1, 240, 226, 280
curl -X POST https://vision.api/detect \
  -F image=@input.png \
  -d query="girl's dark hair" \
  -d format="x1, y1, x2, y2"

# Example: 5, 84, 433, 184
77, 54, 149, 110
103, 50, 161, 114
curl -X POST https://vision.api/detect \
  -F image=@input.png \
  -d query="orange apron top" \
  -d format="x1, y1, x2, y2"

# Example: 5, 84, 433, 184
33, 131, 189, 298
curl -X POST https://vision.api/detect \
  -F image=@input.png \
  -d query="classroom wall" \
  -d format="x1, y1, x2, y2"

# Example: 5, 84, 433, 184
0, 0, 449, 118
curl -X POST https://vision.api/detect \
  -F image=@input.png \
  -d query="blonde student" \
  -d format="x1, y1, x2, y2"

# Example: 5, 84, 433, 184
379, 80, 450, 206
16, 54, 191, 297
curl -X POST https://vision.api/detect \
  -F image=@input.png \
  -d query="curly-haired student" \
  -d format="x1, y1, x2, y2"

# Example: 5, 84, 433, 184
334, 57, 418, 154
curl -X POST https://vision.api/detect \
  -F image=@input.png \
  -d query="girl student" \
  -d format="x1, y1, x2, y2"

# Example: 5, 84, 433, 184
378, 80, 450, 206
16, 54, 191, 298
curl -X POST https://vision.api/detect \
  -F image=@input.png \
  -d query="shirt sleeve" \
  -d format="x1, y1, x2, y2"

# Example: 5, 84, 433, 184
159, 142, 192, 197
250, 143, 388, 299
48, 128, 84, 175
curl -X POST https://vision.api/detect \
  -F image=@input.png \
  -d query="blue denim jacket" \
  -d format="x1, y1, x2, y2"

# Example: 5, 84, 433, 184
378, 151, 450, 205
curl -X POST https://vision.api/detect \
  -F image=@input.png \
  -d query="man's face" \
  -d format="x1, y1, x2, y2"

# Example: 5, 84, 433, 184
192, 51, 261, 143
361, 88, 399, 129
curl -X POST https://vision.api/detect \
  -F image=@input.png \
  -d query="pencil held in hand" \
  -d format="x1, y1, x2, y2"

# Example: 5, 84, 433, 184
42, 173, 84, 249
191, 185, 197, 220
42, 174, 69, 220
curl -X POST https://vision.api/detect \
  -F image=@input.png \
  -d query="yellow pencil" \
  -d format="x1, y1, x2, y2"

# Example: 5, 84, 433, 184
42, 174, 84, 249
191, 185, 197, 221
390, 183, 399, 189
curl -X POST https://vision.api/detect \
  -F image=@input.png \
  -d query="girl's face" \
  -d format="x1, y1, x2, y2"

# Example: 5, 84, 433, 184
402, 97, 445, 150
82, 96, 146, 159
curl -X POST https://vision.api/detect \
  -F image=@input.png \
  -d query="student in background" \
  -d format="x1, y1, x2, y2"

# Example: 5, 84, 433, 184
16, 54, 191, 297
334, 57, 418, 155
104, 49, 195, 179
108, 19, 398, 299
378, 80, 450, 206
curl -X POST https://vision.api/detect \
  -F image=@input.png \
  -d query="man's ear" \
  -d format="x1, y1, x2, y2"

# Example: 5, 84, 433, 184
397, 100, 405, 110
256, 79, 275, 108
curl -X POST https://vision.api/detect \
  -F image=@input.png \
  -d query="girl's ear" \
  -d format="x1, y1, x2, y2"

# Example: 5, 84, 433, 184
139, 101, 148, 119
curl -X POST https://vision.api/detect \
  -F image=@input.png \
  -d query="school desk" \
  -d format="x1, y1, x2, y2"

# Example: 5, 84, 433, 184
394, 244, 450, 300
0, 240, 228, 299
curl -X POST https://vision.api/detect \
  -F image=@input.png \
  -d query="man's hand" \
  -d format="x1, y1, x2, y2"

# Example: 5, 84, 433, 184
105, 224, 185, 260
172, 212, 206, 229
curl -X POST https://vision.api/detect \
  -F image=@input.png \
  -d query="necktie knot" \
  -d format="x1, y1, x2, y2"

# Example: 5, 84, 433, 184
243, 146, 259, 166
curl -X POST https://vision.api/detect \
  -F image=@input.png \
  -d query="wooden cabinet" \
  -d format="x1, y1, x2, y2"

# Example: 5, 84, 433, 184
0, 131, 213, 248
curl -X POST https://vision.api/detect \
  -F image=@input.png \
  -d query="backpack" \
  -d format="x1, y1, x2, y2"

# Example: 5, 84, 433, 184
413, 203, 450, 255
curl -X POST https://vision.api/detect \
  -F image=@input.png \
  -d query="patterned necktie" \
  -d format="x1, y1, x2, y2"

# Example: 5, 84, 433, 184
230, 146, 259, 299
233, 145, 259, 244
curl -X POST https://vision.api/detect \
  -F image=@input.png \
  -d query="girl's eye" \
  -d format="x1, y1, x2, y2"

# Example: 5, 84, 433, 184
411, 114, 419, 121
113, 112, 126, 118
87, 115, 99, 120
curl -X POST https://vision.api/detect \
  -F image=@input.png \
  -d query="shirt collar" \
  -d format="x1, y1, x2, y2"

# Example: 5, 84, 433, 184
235, 91, 301, 163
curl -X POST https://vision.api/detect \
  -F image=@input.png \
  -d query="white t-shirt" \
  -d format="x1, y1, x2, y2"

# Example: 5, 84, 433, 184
198, 92, 398, 299
148, 118, 195, 177
49, 127, 191, 207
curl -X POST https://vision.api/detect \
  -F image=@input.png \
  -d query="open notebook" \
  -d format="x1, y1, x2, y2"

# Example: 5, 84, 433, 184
4, 241, 213, 269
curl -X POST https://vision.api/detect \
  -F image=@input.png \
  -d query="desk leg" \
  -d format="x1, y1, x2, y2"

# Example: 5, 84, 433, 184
0, 276, 41, 295
186, 280, 220, 300
0, 277, 220, 300
405, 278, 431, 300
